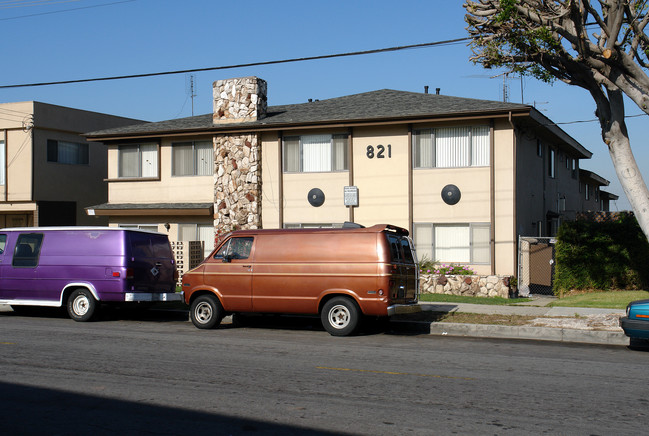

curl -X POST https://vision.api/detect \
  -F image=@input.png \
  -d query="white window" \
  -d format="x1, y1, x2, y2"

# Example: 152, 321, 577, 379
120, 224, 159, 232
284, 223, 344, 229
47, 140, 89, 165
283, 134, 348, 173
413, 126, 489, 168
179, 223, 214, 258
548, 148, 556, 178
414, 223, 490, 264
172, 141, 213, 176
0, 140, 4, 185
118, 144, 158, 178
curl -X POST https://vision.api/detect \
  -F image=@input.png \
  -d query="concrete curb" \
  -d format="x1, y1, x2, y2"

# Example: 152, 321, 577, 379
393, 320, 629, 346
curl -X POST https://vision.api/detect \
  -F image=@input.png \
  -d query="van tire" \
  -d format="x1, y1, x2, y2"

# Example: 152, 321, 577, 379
321, 297, 360, 336
67, 289, 97, 322
190, 294, 224, 329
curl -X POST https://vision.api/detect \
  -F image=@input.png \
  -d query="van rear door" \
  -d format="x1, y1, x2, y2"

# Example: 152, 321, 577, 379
386, 233, 418, 303
127, 231, 176, 294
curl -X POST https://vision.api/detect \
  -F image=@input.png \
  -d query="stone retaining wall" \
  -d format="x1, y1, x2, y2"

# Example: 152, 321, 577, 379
420, 274, 512, 298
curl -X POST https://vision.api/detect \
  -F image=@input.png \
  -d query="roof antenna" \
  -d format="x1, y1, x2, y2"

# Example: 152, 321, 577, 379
186, 74, 197, 116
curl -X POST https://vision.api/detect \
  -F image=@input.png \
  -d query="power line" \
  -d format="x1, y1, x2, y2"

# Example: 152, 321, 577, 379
548, 113, 646, 126
0, 0, 135, 21
0, 1, 80, 10
0, 38, 470, 90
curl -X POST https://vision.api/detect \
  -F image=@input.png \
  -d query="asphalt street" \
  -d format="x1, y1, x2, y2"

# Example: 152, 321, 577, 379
0, 307, 646, 435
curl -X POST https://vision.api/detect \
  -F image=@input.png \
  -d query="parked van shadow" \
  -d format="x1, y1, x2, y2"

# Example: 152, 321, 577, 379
0, 381, 343, 436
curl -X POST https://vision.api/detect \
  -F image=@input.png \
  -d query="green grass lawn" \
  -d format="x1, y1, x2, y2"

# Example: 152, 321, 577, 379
549, 290, 649, 309
420, 290, 648, 309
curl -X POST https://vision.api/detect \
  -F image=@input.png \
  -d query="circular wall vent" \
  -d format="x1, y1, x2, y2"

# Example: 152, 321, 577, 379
441, 184, 461, 205
307, 188, 325, 207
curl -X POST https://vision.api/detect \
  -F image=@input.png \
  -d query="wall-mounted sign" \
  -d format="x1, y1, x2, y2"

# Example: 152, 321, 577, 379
344, 186, 359, 207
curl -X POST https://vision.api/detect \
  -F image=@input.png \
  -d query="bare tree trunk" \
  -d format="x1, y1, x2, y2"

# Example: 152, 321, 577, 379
605, 124, 649, 240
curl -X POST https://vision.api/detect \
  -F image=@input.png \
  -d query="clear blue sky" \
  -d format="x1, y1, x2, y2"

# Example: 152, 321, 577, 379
2, 0, 647, 211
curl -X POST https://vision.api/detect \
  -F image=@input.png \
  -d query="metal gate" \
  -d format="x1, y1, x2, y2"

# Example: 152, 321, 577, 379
518, 237, 556, 296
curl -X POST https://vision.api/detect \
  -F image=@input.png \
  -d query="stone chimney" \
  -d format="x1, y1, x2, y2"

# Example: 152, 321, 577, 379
213, 76, 267, 124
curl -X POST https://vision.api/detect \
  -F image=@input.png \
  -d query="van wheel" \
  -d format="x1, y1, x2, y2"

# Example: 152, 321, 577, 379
190, 295, 224, 329
67, 289, 97, 322
321, 297, 360, 336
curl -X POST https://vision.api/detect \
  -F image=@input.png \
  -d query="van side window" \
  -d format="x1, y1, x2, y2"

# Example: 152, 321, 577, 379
386, 235, 402, 262
13, 233, 44, 267
215, 237, 254, 260
399, 238, 415, 264
0, 234, 6, 254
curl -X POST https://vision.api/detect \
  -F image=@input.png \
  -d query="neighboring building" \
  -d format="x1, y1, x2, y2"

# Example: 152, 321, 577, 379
599, 190, 619, 212
85, 77, 612, 275
0, 101, 141, 227
579, 169, 614, 212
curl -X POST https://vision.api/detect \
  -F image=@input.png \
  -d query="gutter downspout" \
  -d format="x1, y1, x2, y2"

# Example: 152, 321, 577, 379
3, 129, 7, 202
507, 112, 518, 278
278, 132, 284, 228
408, 125, 413, 235
348, 127, 354, 223
489, 120, 496, 275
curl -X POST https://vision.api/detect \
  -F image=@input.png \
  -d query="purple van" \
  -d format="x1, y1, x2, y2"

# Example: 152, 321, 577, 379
0, 227, 181, 321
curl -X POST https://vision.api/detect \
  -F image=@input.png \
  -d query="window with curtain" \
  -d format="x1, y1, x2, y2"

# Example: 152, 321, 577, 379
172, 141, 213, 176
47, 140, 89, 165
118, 143, 158, 178
414, 223, 490, 264
413, 126, 489, 168
283, 134, 348, 173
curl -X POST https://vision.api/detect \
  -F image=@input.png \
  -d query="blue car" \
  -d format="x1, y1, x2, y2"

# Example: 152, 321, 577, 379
620, 299, 649, 339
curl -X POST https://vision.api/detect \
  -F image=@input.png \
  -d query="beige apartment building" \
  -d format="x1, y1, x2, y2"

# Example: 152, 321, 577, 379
85, 76, 608, 276
0, 102, 140, 227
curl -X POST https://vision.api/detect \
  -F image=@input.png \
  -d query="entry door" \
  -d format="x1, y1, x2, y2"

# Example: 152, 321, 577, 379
203, 236, 254, 312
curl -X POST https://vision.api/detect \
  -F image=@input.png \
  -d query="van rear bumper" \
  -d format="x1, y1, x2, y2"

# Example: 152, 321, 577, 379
387, 303, 422, 316
125, 292, 184, 302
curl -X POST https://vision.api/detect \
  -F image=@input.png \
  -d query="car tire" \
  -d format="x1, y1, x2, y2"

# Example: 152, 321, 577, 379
67, 289, 97, 322
321, 296, 360, 336
190, 294, 224, 329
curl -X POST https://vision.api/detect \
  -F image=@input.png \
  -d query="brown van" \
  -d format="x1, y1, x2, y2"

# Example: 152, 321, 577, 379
181, 223, 420, 336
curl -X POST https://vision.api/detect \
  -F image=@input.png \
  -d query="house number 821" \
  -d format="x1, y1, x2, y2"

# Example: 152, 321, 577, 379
366, 144, 392, 159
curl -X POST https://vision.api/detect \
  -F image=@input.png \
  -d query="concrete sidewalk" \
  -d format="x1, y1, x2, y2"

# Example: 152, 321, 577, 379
398, 297, 629, 346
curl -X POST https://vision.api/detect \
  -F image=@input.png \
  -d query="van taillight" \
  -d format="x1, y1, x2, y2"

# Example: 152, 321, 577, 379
112, 272, 120, 277
126, 268, 134, 279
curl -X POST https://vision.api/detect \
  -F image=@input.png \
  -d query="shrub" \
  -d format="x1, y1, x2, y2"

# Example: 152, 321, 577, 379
554, 214, 649, 293
418, 255, 475, 275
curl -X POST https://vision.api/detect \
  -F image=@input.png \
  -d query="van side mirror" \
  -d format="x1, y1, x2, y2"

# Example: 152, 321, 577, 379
222, 253, 232, 263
